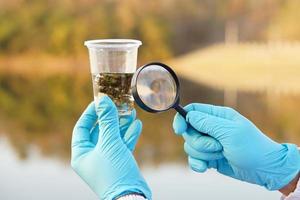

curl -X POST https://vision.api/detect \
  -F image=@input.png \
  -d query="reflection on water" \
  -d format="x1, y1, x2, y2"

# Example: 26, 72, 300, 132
0, 74, 299, 199
0, 75, 299, 163
0, 137, 280, 200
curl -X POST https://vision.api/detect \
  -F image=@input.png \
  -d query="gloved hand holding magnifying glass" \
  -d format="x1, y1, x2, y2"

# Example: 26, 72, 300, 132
132, 62, 300, 195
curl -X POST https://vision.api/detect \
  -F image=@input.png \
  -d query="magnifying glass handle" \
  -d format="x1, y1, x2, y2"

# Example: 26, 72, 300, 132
174, 104, 187, 118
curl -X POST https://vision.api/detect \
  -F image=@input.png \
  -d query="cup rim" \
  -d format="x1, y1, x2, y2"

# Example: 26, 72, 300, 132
84, 39, 142, 49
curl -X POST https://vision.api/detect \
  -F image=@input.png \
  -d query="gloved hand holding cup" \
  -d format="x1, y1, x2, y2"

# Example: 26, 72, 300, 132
71, 96, 151, 199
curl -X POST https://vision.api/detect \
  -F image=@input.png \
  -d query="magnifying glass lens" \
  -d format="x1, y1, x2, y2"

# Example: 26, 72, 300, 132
136, 65, 177, 111
132, 62, 204, 134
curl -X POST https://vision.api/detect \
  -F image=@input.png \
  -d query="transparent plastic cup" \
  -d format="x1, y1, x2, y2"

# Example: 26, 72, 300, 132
84, 39, 142, 115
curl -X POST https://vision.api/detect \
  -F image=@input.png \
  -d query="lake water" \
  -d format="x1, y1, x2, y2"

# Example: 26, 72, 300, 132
0, 76, 299, 200
0, 136, 281, 200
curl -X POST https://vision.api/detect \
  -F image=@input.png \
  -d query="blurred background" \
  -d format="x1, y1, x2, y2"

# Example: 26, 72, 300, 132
0, 0, 300, 199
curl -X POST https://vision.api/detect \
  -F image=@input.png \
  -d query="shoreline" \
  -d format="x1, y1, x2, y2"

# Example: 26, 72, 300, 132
0, 54, 89, 75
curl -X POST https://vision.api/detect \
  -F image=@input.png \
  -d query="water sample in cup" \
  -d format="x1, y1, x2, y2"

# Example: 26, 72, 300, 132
84, 39, 142, 115
92, 73, 133, 112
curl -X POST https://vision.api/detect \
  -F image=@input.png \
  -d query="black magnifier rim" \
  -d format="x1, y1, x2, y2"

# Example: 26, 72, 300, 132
131, 62, 181, 113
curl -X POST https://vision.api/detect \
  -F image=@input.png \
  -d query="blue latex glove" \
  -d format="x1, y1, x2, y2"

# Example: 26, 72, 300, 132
71, 96, 151, 199
173, 103, 300, 190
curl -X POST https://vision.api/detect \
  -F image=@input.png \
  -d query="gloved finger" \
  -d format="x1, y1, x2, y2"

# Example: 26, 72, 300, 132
184, 103, 238, 120
123, 119, 143, 152
187, 111, 232, 140
91, 110, 137, 145
72, 102, 97, 148
95, 95, 122, 149
183, 127, 223, 153
173, 103, 237, 135
90, 122, 99, 145
173, 112, 188, 135
119, 109, 136, 138
173, 104, 203, 135
173, 103, 213, 134
188, 156, 208, 173
184, 142, 224, 161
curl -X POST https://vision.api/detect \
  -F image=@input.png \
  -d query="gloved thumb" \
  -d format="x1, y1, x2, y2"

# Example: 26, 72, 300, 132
187, 111, 229, 140
95, 95, 122, 149
123, 119, 143, 151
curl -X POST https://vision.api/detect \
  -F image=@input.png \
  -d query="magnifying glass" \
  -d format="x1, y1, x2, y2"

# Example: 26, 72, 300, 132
131, 62, 188, 118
